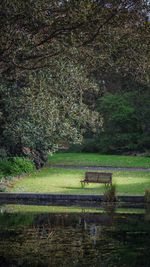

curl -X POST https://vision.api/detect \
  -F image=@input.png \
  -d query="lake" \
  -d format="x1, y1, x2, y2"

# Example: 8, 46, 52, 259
0, 205, 150, 267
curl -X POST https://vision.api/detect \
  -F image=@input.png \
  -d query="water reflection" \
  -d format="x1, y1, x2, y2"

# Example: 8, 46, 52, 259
0, 206, 150, 267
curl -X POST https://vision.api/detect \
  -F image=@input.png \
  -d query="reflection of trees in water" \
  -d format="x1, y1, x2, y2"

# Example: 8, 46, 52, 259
0, 212, 150, 267
27, 224, 55, 240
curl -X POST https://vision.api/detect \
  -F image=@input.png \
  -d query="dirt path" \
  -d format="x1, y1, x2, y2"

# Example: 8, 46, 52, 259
50, 164, 150, 172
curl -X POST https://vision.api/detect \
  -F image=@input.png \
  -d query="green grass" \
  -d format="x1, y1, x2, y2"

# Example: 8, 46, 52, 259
3, 204, 145, 214
9, 167, 150, 196
48, 152, 150, 168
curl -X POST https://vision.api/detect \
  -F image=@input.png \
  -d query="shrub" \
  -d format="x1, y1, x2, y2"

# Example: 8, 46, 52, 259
68, 139, 99, 153
96, 92, 150, 153
23, 148, 48, 169
67, 144, 83, 153
0, 160, 12, 176
5, 176, 14, 181
9, 157, 35, 175
0, 148, 7, 159
82, 138, 99, 153
0, 172, 4, 180
103, 184, 117, 202
0, 185, 7, 192
0, 157, 35, 177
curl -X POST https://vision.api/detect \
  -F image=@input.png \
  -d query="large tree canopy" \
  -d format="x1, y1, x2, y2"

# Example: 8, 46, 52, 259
0, 0, 149, 78
0, 57, 100, 165
0, 0, 150, 163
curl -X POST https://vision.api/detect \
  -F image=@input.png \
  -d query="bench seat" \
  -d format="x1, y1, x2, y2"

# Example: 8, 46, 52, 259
81, 172, 112, 187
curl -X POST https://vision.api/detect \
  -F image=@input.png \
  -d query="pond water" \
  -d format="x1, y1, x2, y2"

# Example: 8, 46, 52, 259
0, 205, 150, 267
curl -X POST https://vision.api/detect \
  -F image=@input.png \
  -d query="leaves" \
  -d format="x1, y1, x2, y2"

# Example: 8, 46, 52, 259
0, 58, 99, 154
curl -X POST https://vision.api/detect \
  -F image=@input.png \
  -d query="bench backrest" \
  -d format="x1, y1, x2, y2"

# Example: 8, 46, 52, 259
85, 172, 112, 183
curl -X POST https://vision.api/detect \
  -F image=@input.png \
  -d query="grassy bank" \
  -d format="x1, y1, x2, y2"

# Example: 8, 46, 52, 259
2, 205, 145, 214
9, 167, 150, 196
48, 153, 150, 168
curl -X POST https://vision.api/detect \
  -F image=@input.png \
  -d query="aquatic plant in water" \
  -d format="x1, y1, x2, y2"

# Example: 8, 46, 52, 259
103, 184, 117, 203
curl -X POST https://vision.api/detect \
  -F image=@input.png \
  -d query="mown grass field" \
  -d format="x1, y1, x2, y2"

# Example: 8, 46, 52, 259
9, 167, 150, 196
48, 152, 150, 168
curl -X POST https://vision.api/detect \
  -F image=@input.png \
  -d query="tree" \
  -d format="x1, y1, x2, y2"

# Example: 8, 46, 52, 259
96, 91, 150, 153
0, 0, 149, 161
1, 0, 148, 78
0, 58, 99, 166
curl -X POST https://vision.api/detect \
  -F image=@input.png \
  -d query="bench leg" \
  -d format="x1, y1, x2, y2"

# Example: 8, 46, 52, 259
81, 181, 85, 188
104, 183, 111, 188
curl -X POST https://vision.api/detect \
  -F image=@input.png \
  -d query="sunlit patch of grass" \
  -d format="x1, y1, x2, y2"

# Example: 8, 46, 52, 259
9, 167, 150, 196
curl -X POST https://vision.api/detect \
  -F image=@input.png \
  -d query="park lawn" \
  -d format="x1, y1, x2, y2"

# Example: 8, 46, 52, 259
48, 152, 150, 168
9, 167, 150, 196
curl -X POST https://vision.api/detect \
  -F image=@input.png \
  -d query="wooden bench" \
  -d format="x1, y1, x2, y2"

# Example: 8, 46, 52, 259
81, 172, 112, 187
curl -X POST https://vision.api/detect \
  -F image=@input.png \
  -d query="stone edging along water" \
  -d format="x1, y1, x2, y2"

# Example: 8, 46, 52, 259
0, 192, 145, 203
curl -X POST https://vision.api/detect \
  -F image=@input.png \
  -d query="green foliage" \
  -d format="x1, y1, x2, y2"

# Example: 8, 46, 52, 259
0, 185, 7, 192
0, 148, 7, 159
96, 133, 141, 153
9, 157, 35, 175
0, 160, 13, 176
67, 144, 83, 153
0, 172, 3, 180
68, 139, 99, 153
0, 61, 99, 162
0, 157, 35, 177
1, 0, 147, 76
96, 92, 150, 153
0, 0, 149, 160
68, 139, 101, 153
82, 139, 99, 153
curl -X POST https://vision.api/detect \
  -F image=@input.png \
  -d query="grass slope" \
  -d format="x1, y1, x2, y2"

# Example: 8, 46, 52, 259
3, 205, 145, 214
48, 153, 150, 168
9, 167, 150, 196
